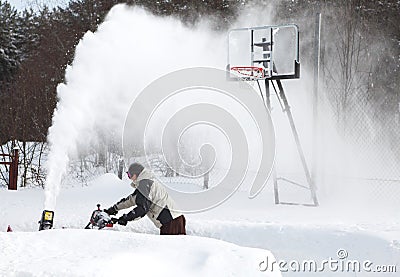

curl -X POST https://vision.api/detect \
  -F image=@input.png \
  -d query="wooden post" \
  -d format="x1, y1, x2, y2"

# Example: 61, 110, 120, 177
117, 159, 124, 180
8, 148, 18, 190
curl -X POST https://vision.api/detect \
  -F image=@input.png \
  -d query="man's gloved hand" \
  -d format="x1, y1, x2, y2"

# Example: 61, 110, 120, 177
116, 211, 136, 226
117, 214, 128, 226
104, 206, 118, 216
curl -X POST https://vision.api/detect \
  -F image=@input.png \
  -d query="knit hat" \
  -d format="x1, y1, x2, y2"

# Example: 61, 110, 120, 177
127, 162, 144, 178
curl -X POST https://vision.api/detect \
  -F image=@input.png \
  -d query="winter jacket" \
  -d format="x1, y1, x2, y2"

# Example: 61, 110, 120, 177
113, 168, 182, 228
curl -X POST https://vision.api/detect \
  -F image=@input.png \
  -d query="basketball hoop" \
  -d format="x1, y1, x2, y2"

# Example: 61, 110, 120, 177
231, 66, 264, 80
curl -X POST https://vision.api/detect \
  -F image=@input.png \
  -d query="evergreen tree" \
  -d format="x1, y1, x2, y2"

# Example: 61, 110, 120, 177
0, 1, 19, 81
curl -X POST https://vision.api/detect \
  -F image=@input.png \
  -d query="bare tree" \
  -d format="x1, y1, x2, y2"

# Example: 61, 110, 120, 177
320, 0, 373, 134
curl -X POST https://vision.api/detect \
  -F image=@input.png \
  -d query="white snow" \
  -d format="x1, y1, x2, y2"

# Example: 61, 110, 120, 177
0, 174, 280, 276
0, 229, 277, 277
44, 5, 226, 210
2, 3, 399, 277
1, 173, 399, 276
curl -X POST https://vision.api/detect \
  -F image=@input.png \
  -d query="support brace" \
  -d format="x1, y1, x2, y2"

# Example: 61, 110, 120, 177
263, 79, 319, 206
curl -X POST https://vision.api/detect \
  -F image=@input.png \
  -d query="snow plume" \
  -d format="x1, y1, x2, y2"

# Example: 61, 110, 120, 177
44, 4, 226, 210
44, 1, 398, 214
43, 2, 288, 210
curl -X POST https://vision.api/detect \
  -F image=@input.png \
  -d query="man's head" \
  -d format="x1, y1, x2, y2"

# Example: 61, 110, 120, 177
127, 162, 144, 181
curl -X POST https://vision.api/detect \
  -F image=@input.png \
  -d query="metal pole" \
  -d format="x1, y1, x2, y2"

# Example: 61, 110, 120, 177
251, 30, 254, 66
312, 12, 321, 196
264, 79, 279, 204
276, 80, 319, 206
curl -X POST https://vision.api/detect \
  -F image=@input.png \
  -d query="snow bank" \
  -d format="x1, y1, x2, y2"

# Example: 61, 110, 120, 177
0, 229, 280, 277
1, 174, 399, 276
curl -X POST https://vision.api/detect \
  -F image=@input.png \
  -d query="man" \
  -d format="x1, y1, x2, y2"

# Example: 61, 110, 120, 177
104, 162, 186, 235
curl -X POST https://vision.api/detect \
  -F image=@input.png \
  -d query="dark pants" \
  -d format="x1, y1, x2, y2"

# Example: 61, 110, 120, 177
160, 215, 186, 235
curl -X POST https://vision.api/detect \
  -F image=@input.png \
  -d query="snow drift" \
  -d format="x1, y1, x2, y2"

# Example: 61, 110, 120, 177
0, 229, 280, 277
1, 174, 399, 276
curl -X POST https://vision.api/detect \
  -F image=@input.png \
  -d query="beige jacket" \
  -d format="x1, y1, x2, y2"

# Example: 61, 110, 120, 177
114, 169, 182, 228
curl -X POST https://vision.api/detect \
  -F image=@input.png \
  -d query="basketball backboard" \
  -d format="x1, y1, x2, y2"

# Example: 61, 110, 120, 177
227, 24, 300, 81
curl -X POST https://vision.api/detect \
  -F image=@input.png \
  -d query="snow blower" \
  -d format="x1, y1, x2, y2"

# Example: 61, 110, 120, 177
38, 210, 54, 231
85, 204, 116, 229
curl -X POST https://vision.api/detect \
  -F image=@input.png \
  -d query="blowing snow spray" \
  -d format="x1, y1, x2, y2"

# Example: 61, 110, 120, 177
38, 210, 54, 231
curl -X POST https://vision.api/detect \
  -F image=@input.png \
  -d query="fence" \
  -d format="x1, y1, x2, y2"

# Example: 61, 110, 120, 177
313, 83, 400, 206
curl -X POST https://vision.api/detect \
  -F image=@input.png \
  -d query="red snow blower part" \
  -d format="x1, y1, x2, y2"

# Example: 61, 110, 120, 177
85, 204, 116, 229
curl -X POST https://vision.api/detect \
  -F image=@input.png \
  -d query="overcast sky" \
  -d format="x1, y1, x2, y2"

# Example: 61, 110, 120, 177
7, 0, 69, 11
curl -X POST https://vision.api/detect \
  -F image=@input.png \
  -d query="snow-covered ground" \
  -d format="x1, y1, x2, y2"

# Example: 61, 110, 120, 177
1, 173, 399, 276
1, 229, 277, 277
2, 2, 399, 276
